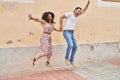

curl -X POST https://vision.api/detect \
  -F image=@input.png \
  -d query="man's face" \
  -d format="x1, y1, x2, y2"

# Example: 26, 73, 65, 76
74, 9, 82, 17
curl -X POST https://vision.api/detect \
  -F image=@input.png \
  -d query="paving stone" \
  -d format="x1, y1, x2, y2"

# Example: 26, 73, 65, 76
0, 57, 120, 80
0, 68, 85, 80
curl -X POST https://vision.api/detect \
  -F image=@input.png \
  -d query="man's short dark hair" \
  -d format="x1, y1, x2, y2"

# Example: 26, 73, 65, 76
74, 7, 82, 12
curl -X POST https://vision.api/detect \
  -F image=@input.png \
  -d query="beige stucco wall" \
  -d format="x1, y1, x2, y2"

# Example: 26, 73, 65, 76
0, 0, 120, 48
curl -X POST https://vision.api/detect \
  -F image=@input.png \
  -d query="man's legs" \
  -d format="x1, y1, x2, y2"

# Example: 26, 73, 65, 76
63, 30, 73, 61
70, 33, 77, 62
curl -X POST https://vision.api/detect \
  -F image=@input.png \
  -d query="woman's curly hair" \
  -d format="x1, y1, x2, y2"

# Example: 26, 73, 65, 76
41, 11, 55, 23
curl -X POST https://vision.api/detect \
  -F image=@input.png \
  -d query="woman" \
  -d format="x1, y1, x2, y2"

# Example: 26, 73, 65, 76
28, 11, 60, 67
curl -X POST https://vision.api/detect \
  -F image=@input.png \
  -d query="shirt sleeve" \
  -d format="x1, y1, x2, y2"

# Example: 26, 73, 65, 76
65, 12, 72, 18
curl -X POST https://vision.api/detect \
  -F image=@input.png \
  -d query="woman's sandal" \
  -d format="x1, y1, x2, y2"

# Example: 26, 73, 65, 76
31, 58, 36, 66
45, 61, 51, 67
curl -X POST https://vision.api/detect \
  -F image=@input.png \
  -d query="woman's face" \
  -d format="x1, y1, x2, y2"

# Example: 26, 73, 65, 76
48, 14, 53, 22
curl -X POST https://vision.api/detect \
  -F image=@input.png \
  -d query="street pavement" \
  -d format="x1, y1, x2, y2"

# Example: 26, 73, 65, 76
0, 57, 120, 80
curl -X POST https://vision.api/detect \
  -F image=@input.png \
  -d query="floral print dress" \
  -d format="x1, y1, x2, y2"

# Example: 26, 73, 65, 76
40, 25, 54, 56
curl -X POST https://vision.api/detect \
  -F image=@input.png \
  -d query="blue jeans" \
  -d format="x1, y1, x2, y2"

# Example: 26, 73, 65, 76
63, 30, 77, 62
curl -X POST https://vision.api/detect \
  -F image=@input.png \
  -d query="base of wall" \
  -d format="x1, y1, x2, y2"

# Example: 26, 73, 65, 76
0, 42, 120, 75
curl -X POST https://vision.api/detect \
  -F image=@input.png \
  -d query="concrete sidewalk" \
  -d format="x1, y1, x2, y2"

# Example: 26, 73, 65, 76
73, 57, 120, 80
0, 57, 120, 80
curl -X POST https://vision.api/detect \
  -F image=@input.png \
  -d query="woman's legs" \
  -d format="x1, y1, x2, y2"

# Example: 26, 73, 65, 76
34, 53, 42, 60
46, 55, 52, 67
32, 53, 42, 66
32, 53, 52, 67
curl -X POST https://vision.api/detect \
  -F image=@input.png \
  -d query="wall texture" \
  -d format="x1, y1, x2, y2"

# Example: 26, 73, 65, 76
0, 0, 120, 47
0, 42, 120, 75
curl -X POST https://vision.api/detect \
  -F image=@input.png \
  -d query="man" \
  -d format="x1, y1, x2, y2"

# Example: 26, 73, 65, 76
59, 0, 90, 67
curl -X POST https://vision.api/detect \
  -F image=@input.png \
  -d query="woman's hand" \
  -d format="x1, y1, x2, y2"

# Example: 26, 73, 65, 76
88, 0, 90, 4
28, 14, 32, 20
